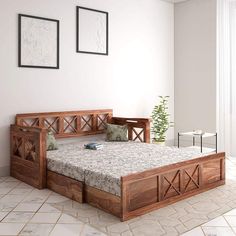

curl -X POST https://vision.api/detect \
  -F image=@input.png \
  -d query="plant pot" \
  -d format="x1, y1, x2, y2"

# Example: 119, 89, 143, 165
153, 140, 166, 146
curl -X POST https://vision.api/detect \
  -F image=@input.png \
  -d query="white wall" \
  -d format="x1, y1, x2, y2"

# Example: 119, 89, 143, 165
0, 0, 174, 175
174, 0, 217, 146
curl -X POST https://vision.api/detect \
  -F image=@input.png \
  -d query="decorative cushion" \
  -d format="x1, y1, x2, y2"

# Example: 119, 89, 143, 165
47, 131, 58, 151
106, 124, 128, 142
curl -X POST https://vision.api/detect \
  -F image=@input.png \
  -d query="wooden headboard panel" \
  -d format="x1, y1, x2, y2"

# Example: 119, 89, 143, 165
15, 109, 113, 138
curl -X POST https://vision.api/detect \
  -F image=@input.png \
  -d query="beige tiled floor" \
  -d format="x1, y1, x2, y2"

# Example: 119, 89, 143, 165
0, 157, 236, 235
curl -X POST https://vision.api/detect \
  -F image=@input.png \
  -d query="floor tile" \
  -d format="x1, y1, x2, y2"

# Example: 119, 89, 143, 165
58, 213, 81, 224
0, 202, 18, 212
29, 212, 61, 223
9, 188, 33, 195
46, 194, 70, 204
16, 182, 34, 189
50, 223, 84, 236
2, 212, 34, 223
81, 224, 107, 236
181, 227, 205, 236
38, 203, 61, 213
19, 223, 55, 236
5, 177, 20, 182
22, 195, 49, 204
224, 208, 236, 216
0, 222, 25, 235
224, 215, 236, 227
202, 216, 229, 227
202, 226, 236, 236
13, 203, 42, 212
0, 181, 19, 188
0, 194, 25, 203
0, 188, 13, 195
0, 211, 9, 221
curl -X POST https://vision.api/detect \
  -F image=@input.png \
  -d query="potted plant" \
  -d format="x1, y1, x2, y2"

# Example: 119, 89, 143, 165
151, 96, 173, 145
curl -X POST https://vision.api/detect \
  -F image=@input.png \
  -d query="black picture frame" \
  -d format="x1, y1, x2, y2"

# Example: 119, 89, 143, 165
18, 14, 60, 69
76, 6, 109, 56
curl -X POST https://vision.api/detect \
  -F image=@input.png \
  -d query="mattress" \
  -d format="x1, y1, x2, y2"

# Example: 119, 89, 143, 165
47, 141, 208, 196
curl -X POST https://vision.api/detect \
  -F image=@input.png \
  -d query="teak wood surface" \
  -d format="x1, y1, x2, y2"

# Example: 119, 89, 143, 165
10, 109, 225, 221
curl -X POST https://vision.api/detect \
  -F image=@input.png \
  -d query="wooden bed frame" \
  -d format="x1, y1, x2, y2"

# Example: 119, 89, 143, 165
10, 109, 225, 221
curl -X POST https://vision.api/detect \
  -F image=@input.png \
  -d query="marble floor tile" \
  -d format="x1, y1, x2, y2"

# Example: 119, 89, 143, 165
0, 222, 25, 235
46, 194, 70, 204
81, 224, 107, 236
29, 212, 61, 224
202, 216, 229, 227
0, 211, 9, 221
2, 212, 34, 223
22, 194, 49, 204
0, 202, 18, 212
0, 194, 25, 203
224, 215, 236, 227
19, 223, 55, 236
50, 223, 84, 236
5, 177, 20, 182
58, 213, 82, 224
0, 181, 19, 189
13, 203, 42, 212
0, 187, 13, 195
9, 188, 33, 195
181, 227, 205, 236
38, 203, 61, 213
202, 226, 236, 236
224, 208, 236, 216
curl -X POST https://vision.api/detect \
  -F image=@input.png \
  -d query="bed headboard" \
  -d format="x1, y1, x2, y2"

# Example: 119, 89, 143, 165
15, 109, 113, 138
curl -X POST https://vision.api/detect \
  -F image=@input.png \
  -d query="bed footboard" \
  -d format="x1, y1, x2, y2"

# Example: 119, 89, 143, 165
10, 125, 47, 189
121, 152, 225, 221
111, 117, 151, 143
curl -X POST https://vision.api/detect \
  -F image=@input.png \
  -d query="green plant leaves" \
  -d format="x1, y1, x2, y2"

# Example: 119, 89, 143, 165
151, 96, 173, 142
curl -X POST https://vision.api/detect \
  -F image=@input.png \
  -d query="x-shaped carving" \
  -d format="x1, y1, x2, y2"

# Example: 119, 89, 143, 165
64, 116, 77, 133
133, 128, 144, 142
13, 137, 23, 156
44, 117, 59, 133
25, 139, 37, 162
97, 114, 108, 130
81, 116, 92, 131
22, 118, 39, 127
25, 140, 35, 153
163, 170, 181, 198
184, 165, 200, 191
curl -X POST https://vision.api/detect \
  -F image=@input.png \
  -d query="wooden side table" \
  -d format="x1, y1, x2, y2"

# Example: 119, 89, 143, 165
178, 132, 217, 153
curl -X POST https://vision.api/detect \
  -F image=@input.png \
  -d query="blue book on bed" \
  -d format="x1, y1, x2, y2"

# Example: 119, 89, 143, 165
84, 143, 103, 150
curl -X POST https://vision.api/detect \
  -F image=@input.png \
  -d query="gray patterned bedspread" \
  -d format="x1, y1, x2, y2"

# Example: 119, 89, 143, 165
47, 141, 208, 196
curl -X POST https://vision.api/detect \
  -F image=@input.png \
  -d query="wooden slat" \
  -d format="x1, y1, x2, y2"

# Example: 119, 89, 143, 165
47, 171, 84, 203
120, 153, 225, 221
15, 109, 113, 139
85, 185, 121, 217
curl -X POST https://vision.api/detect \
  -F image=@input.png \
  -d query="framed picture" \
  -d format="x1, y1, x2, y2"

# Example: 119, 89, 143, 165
18, 14, 59, 69
76, 6, 108, 55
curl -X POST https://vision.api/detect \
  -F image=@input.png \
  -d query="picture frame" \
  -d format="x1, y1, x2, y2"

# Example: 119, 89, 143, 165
18, 14, 60, 69
76, 6, 109, 55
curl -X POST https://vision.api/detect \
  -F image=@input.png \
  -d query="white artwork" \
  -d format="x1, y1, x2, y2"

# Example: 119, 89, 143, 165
77, 7, 108, 55
19, 15, 59, 68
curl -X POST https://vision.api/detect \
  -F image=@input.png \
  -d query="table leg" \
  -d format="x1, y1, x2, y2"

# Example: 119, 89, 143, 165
193, 136, 195, 146
178, 133, 180, 148
216, 133, 218, 153
200, 135, 203, 153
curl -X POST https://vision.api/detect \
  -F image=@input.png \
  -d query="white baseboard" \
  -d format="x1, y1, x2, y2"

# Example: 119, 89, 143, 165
0, 166, 10, 177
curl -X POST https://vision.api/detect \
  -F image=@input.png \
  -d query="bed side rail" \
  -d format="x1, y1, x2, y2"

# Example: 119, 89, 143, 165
111, 117, 151, 143
10, 125, 47, 189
